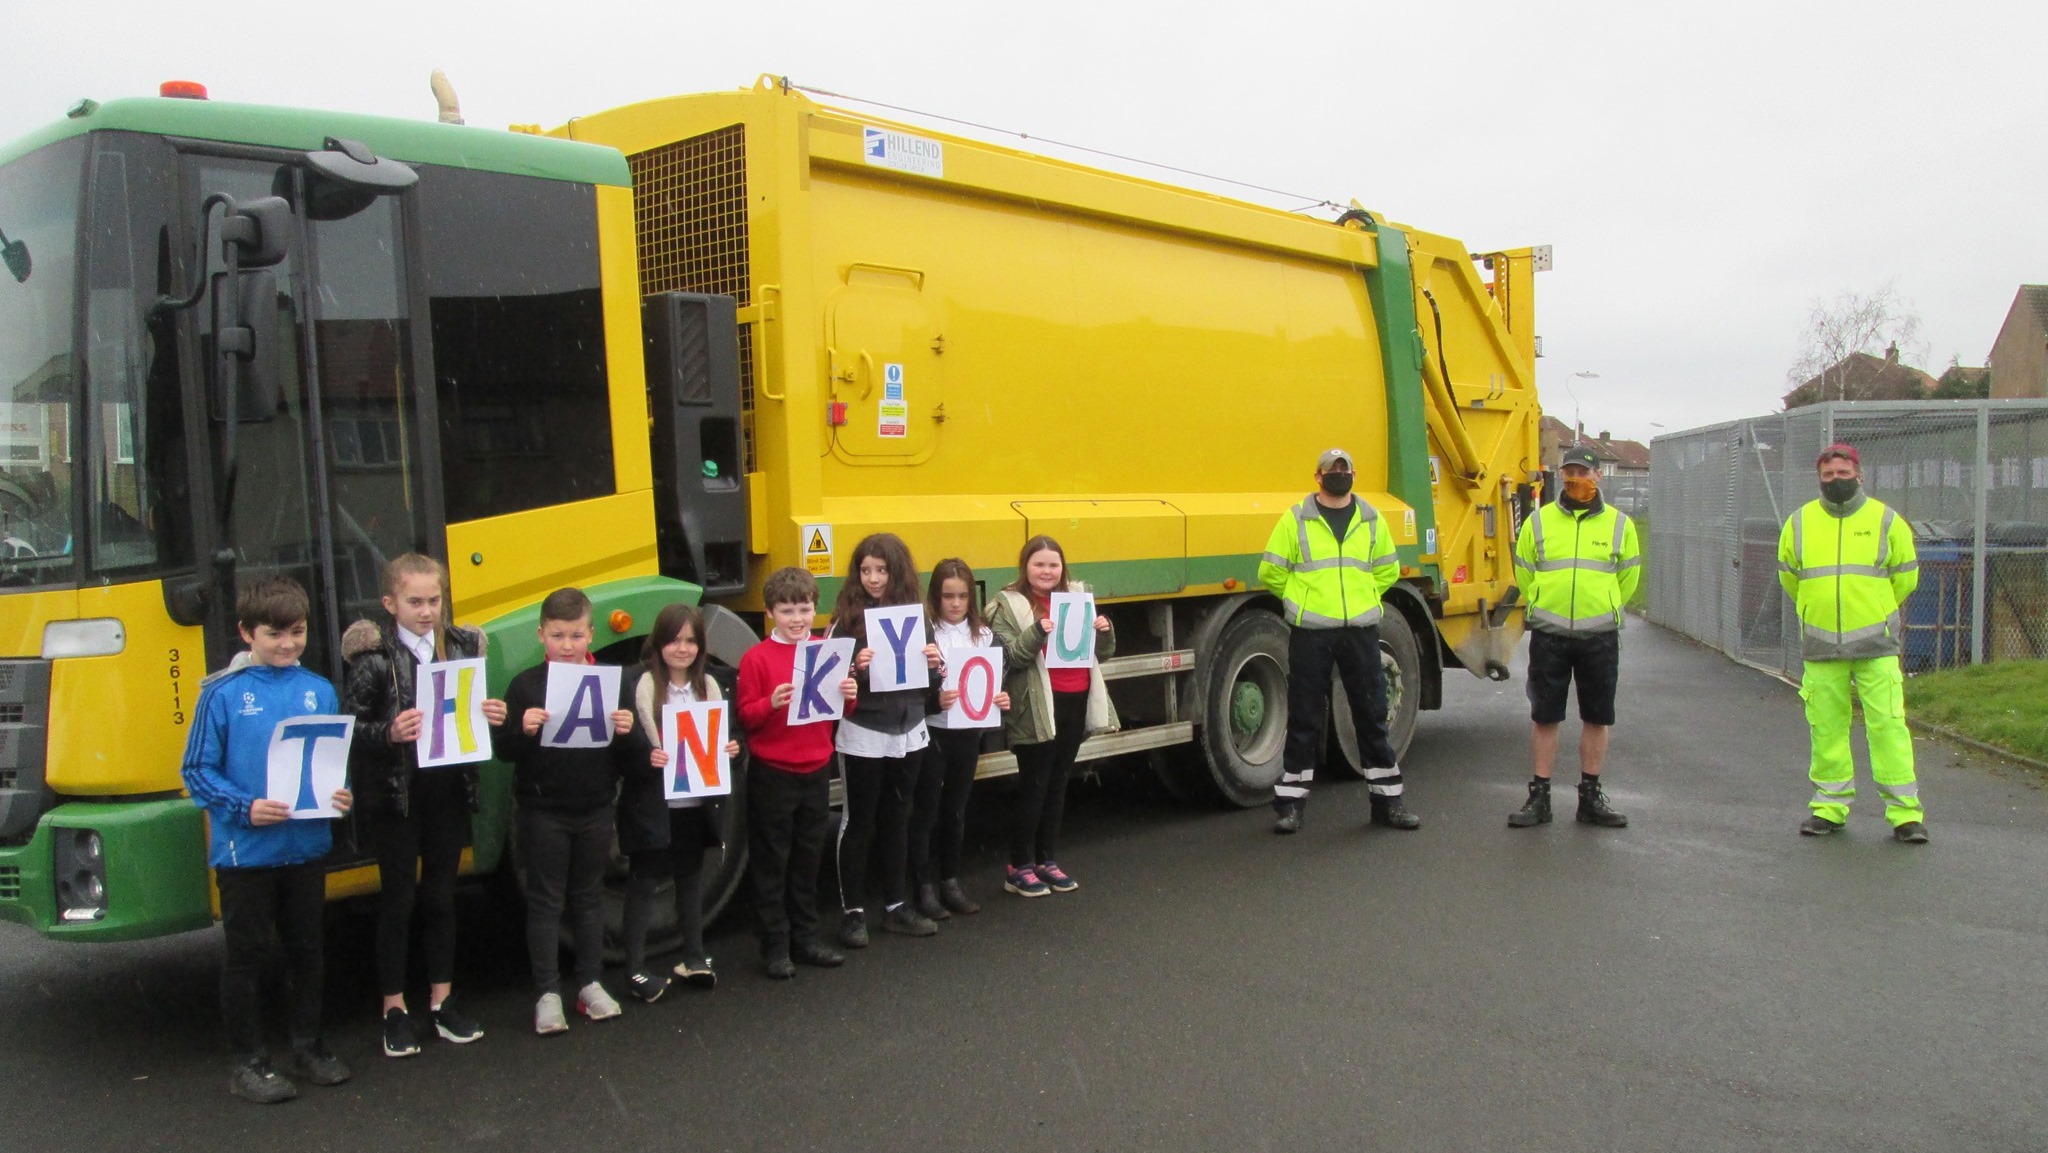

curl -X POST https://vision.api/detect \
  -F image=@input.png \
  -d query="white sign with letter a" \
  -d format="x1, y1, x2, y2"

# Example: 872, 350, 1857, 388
266, 715, 355, 819
662, 700, 733, 799
788, 637, 856, 726
943, 645, 1004, 729
541, 662, 622, 748
1045, 592, 1096, 670
414, 658, 492, 769
864, 604, 930, 692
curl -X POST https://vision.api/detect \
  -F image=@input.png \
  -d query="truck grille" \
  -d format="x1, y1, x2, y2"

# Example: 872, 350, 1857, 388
0, 660, 51, 841
629, 125, 754, 475
0, 865, 20, 901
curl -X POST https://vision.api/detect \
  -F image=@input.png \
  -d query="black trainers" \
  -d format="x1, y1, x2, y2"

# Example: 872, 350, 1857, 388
1799, 814, 1844, 836
915, 882, 951, 922
229, 1057, 297, 1104
1508, 780, 1553, 828
431, 998, 483, 1044
1893, 821, 1930, 844
1576, 777, 1628, 828
792, 940, 846, 968
381, 1007, 422, 1058
626, 968, 670, 1003
672, 956, 717, 990
938, 878, 980, 916
883, 904, 939, 937
763, 953, 796, 980
283, 1043, 352, 1087
839, 909, 870, 949
1273, 807, 1302, 835
1370, 796, 1423, 830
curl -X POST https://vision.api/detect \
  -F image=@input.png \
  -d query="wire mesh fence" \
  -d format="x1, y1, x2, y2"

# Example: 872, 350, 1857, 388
1648, 400, 2048, 677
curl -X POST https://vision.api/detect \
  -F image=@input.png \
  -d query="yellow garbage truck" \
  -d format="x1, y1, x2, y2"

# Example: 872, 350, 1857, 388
0, 75, 1538, 944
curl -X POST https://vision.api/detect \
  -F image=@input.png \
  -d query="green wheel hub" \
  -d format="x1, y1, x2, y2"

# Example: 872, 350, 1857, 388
1231, 679, 1267, 734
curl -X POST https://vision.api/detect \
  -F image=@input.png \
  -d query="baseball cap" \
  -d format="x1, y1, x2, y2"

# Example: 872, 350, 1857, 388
1316, 447, 1354, 472
1816, 443, 1860, 467
1559, 446, 1599, 471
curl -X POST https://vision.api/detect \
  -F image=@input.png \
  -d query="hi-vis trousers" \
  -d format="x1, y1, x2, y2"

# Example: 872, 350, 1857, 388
1800, 656, 1923, 828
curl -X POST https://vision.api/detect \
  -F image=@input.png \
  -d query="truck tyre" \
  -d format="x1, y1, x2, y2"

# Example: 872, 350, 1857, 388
1328, 608, 1423, 773
1196, 609, 1291, 808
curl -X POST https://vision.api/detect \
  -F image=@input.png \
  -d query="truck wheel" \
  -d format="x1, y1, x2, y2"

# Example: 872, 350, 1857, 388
598, 753, 751, 965
1328, 609, 1423, 773
1196, 610, 1291, 808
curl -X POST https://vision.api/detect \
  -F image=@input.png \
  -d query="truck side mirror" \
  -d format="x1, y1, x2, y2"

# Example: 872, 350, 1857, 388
218, 196, 292, 269
211, 270, 282, 422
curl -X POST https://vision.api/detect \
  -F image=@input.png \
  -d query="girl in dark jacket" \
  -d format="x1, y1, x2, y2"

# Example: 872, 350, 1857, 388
829, 533, 943, 945
343, 553, 507, 1057
620, 604, 740, 1001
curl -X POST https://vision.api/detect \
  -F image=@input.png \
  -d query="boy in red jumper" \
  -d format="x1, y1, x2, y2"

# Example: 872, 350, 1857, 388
738, 567, 858, 978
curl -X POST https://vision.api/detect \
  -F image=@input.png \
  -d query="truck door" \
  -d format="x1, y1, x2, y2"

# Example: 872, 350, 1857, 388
825, 263, 943, 462
178, 152, 437, 764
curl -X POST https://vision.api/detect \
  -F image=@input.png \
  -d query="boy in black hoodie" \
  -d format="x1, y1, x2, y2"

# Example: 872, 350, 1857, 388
490, 587, 640, 1034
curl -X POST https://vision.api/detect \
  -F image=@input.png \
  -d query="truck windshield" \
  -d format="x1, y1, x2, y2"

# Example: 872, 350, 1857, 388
0, 138, 85, 588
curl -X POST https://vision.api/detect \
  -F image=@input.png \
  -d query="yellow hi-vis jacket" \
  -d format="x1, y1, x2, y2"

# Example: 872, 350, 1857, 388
1258, 496, 1400, 629
1512, 500, 1642, 635
1777, 495, 1919, 660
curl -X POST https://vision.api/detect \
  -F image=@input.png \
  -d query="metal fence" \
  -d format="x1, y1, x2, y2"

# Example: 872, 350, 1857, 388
1648, 400, 2048, 677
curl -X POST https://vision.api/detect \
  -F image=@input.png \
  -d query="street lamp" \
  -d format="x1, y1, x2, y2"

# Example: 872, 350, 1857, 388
1564, 370, 1599, 445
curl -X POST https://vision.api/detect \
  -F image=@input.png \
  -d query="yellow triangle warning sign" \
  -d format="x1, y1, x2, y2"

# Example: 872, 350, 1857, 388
806, 530, 829, 555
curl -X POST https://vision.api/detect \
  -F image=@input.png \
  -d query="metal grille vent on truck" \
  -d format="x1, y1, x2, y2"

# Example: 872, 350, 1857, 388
628, 124, 754, 474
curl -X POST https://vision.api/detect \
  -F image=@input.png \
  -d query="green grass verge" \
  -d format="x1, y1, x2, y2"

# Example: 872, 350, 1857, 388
1906, 662, 2048, 763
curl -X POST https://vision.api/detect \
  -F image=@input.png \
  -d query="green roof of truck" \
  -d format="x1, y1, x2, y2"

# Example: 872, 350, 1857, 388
0, 96, 629, 186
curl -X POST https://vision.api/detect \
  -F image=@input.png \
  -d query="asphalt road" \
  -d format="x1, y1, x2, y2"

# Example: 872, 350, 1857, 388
3, 622, 2046, 1153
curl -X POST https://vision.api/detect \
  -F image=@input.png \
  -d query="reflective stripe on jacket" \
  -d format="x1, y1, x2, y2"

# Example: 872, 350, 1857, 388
1777, 496, 1919, 660
1257, 496, 1400, 629
1512, 501, 1642, 635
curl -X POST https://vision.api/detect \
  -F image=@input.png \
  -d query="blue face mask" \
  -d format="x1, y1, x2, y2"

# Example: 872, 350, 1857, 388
1319, 471, 1354, 497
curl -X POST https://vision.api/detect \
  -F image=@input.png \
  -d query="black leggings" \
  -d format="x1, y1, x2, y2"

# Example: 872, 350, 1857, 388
370, 771, 471, 997
915, 727, 982, 884
837, 749, 921, 911
623, 807, 712, 972
1009, 690, 1088, 867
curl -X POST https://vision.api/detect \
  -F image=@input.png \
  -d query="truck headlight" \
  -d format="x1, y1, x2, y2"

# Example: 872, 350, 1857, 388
54, 828, 107, 922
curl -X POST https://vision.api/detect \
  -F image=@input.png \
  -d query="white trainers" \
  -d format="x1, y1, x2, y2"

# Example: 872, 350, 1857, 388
533, 992, 569, 1036
577, 981, 623, 1021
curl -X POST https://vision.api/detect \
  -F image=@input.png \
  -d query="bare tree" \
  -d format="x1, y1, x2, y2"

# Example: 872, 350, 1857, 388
1785, 282, 1926, 403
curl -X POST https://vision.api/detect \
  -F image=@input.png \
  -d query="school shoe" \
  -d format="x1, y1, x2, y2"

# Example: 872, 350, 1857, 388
791, 940, 846, 968
1005, 865, 1050, 898
840, 909, 870, 949
915, 882, 951, 922
884, 904, 940, 937
283, 1043, 352, 1087
431, 998, 483, 1044
381, 1008, 422, 1058
673, 957, 718, 990
763, 954, 797, 980
1370, 796, 1423, 830
939, 878, 981, 916
533, 992, 569, 1035
1893, 821, 1930, 844
626, 969, 670, 1003
228, 1057, 298, 1104
1037, 861, 1079, 893
577, 981, 624, 1021
1576, 777, 1629, 828
1508, 780, 1553, 827
1799, 815, 1844, 836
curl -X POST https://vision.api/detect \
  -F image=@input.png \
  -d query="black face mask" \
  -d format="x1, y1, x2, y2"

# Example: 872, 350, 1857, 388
1821, 477, 1860, 504
1319, 471, 1355, 497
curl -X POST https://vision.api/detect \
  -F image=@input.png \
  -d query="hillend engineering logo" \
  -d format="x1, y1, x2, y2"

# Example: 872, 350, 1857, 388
862, 127, 944, 179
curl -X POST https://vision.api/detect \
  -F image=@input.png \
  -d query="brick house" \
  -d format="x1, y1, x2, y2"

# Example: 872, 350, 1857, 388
1988, 285, 2048, 399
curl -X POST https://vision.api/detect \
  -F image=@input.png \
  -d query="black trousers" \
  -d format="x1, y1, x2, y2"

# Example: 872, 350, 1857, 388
837, 749, 921, 911
1277, 624, 1402, 813
216, 861, 326, 1061
369, 770, 471, 997
517, 805, 610, 997
915, 727, 982, 884
624, 807, 712, 972
1009, 690, 1088, 867
747, 764, 831, 957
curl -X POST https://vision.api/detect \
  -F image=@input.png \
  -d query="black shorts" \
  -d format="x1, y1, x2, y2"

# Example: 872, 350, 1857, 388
1525, 630, 1620, 726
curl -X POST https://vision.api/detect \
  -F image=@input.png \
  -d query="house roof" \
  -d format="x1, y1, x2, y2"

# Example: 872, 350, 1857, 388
1538, 415, 1648, 468
1783, 349, 1937, 409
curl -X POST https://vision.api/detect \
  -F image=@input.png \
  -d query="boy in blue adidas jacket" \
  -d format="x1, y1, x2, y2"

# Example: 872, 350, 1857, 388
181, 575, 354, 1104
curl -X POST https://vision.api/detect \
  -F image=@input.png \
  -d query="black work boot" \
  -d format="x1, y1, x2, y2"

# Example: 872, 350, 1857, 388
1508, 779, 1552, 827
1370, 796, 1422, 830
1576, 776, 1628, 828
1273, 803, 1302, 835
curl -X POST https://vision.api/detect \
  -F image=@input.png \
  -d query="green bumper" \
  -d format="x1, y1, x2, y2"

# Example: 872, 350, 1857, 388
0, 798, 214, 941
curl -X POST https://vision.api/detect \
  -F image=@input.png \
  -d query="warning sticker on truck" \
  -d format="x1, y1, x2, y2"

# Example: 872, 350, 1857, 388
863, 128, 944, 178
802, 523, 834, 576
877, 363, 908, 438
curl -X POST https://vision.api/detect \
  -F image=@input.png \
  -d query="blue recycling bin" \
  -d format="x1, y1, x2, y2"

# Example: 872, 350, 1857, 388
1902, 536, 1972, 671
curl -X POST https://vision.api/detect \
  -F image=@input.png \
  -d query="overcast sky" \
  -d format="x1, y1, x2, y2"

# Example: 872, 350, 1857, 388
10, 0, 2043, 444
